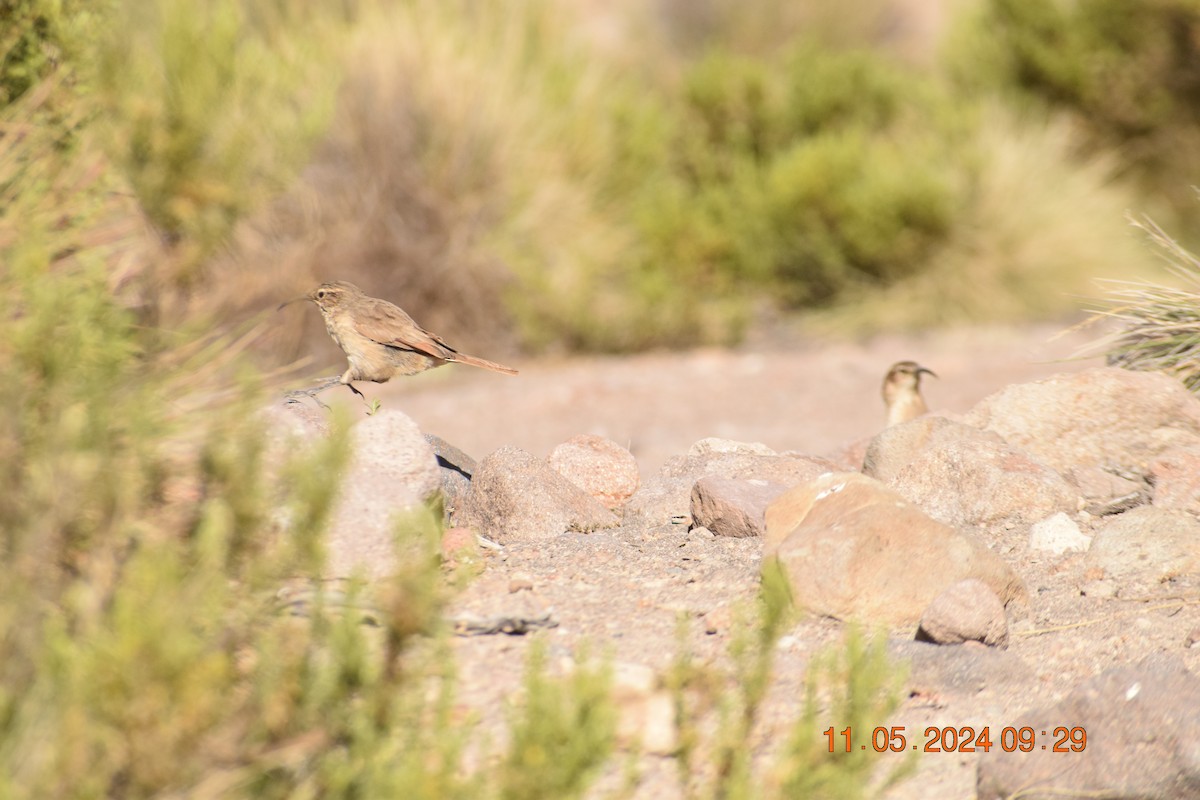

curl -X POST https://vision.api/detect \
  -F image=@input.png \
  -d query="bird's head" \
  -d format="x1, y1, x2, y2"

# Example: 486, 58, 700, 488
278, 281, 362, 313
883, 360, 937, 394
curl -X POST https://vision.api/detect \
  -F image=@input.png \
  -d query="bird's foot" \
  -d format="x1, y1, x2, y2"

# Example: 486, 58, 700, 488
283, 376, 344, 410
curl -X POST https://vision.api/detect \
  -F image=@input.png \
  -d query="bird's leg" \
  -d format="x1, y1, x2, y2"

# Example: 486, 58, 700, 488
284, 375, 343, 409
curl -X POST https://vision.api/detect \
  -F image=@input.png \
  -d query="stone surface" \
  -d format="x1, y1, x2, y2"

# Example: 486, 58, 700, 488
626, 447, 837, 527
764, 472, 1026, 627
326, 410, 441, 579
547, 434, 640, 510
889, 641, 1034, 696
1085, 506, 1200, 591
889, 435, 1080, 530
916, 579, 1009, 647
689, 476, 789, 538
863, 415, 992, 484
460, 445, 618, 543
1150, 446, 1200, 513
977, 657, 1200, 799
611, 661, 677, 756
688, 437, 777, 457
1067, 465, 1146, 506
1029, 512, 1092, 554
963, 367, 1200, 475
424, 433, 477, 522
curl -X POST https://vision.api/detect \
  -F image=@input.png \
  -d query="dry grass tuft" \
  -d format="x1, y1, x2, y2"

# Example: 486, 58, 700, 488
1079, 213, 1200, 391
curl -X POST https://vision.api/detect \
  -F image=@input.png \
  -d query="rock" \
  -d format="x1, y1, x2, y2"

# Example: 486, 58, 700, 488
547, 434, 640, 510
916, 579, 1009, 647
1029, 512, 1092, 554
863, 416, 990, 484
764, 472, 1026, 627
889, 641, 1034, 696
627, 447, 837, 527
459, 446, 618, 543
424, 433, 477, 522
895, 438, 1079, 530
821, 436, 870, 472
977, 657, 1200, 799
690, 476, 790, 538
1085, 506, 1200, 591
326, 410, 441, 579
440, 526, 480, 570
963, 367, 1200, 475
1150, 446, 1200, 513
264, 399, 331, 442
611, 661, 677, 756
1067, 465, 1147, 508
688, 438, 777, 456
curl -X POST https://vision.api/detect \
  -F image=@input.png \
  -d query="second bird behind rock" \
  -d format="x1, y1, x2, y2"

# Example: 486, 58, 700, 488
281, 280, 517, 402
882, 360, 936, 427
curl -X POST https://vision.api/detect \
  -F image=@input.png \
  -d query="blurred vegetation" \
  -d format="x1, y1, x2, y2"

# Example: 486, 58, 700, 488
249, 0, 1168, 357
669, 561, 912, 799
1, 6, 923, 797
947, 0, 1200, 229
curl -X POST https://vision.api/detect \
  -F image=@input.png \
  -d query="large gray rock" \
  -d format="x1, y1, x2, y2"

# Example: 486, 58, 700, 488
424, 433, 477, 522
327, 410, 441, 579
627, 441, 836, 527
460, 446, 618, 543
1085, 506, 1200, 592
547, 434, 640, 510
977, 657, 1200, 799
764, 472, 1026, 627
690, 476, 789, 538
963, 367, 1200, 474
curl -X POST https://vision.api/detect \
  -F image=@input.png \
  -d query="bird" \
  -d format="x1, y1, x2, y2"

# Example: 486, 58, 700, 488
882, 360, 936, 426
280, 280, 517, 404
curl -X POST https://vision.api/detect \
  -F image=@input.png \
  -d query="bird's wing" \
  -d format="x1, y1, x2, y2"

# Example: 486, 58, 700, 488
353, 297, 457, 360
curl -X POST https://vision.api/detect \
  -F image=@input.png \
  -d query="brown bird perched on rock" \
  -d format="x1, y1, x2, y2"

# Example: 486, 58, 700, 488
280, 280, 517, 404
882, 360, 936, 426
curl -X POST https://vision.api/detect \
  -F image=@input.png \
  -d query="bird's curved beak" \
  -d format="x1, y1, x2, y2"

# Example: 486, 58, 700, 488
917, 366, 938, 379
277, 294, 309, 312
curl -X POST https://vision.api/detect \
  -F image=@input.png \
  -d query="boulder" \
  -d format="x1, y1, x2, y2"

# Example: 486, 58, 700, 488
764, 472, 1026, 627
424, 433, 477, 522
326, 410, 441, 579
690, 476, 790, 538
460, 446, 618, 543
963, 367, 1200, 474
889, 436, 1080, 530
1150, 446, 1200, 513
977, 657, 1200, 799
627, 441, 836, 527
1085, 506, 1200, 591
916, 579, 1009, 647
547, 434, 640, 510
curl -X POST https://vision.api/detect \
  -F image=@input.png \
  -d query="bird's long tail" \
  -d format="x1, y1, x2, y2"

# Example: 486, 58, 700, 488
448, 352, 518, 375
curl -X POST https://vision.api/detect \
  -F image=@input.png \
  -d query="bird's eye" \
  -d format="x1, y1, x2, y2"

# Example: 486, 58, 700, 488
316, 290, 326, 299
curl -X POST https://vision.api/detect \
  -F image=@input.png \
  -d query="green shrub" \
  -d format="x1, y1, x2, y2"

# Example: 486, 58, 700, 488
948, 0, 1200, 225
648, 44, 966, 309
90, 0, 349, 283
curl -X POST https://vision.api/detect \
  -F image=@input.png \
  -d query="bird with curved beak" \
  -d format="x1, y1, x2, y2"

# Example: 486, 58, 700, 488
882, 360, 936, 426
279, 281, 517, 406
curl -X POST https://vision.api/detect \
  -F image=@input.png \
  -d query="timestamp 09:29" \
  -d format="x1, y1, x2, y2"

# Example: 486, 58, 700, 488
824, 725, 1087, 754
